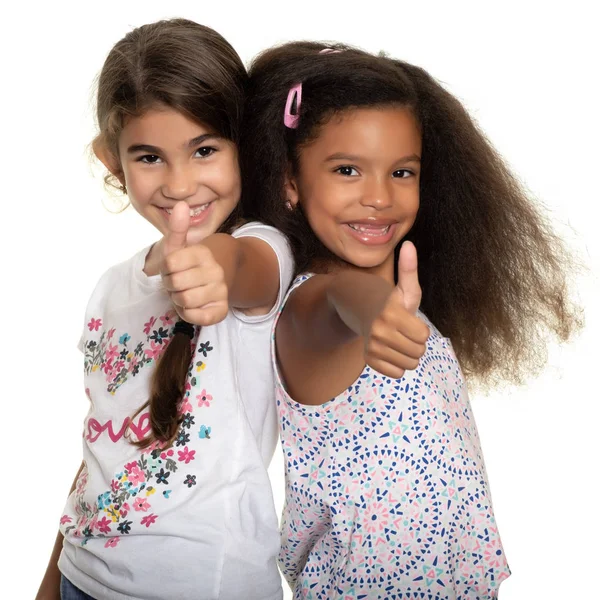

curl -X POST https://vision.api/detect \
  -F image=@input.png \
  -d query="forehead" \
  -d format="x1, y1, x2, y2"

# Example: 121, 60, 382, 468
306, 106, 421, 157
119, 107, 213, 147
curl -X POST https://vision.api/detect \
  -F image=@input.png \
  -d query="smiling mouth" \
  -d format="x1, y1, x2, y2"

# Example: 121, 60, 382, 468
164, 202, 212, 217
347, 223, 391, 236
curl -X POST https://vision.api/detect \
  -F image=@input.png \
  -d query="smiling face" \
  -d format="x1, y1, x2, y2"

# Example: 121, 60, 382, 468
286, 106, 422, 280
109, 106, 241, 246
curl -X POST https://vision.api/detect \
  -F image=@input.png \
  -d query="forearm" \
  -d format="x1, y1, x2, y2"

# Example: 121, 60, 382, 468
285, 271, 395, 351
200, 233, 241, 293
201, 233, 279, 310
36, 461, 84, 600
35, 530, 64, 599
326, 270, 395, 338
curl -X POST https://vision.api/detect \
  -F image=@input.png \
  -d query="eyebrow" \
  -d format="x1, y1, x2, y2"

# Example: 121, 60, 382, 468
325, 153, 421, 163
126, 133, 220, 155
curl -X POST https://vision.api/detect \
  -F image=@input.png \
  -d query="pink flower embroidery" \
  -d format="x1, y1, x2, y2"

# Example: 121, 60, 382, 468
119, 502, 130, 518
105, 537, 120, 548
128, 465, 146, 486
87, 318, 102, 331
107, 327, 116, 340
60, 515, 72, 525
113, 360, 125, 373
133, 497, 151, 512
143, 316, 157, 335
179, 399, 193, 414
178, 447, 196, 464
141, 514, 158, 528
105, 344, 119, 362
96, 516, 112, 534
197, 389, 213, 408
160, 449, 175, 460
161, 311, 175, 326
144, 340, 163, 360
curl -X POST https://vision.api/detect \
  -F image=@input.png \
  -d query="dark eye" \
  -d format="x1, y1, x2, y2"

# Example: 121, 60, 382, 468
195, 146, 216, 158
139, 154, 162, 164
392, 169, 413, 178
335, 165, 359, 177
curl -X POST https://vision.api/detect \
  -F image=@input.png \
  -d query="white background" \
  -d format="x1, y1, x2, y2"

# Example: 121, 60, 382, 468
1, 1, 598, 598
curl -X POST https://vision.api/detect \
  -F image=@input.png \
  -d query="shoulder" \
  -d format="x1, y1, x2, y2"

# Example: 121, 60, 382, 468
233, 221, 294, 288
417, 310, 465, 378
85, 245, 157, 309
232, 220, 289, 246
417, 310, 445, 341
232, 222, 291, 261
98, 246, 151, 282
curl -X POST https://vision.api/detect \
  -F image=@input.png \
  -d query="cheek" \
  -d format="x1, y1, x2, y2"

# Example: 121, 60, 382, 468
209, 159, 241, 199
123, 165, 155, 197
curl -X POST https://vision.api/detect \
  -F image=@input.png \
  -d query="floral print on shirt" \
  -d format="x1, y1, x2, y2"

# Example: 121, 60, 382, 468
83, 311, 176, 394
62, 316, 216, 547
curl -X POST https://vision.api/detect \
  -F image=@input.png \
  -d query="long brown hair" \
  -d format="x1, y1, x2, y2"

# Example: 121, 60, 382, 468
240, 41, 582, 388
94, 19, 247, 447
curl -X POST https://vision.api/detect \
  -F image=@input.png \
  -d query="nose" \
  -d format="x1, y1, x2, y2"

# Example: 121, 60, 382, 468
360, 175, 393, 210
162, 164, 197, 201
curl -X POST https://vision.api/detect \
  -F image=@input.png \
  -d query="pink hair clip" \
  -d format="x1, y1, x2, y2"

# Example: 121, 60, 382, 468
319, 48, 342, 54
284, 82, 302, 129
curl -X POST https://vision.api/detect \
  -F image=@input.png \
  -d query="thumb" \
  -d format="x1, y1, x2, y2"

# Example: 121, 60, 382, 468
163, 201, 190, 256
397, 241, 422, 314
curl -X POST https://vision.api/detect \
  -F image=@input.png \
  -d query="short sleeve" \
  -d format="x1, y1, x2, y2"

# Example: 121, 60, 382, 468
231, 222, 294, 323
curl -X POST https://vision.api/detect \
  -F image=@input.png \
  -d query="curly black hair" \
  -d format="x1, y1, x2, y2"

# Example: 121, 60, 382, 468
240, 41, 582, 387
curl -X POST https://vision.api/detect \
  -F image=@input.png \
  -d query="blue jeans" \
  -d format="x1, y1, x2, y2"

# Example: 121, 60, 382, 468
60, 575, 95, 600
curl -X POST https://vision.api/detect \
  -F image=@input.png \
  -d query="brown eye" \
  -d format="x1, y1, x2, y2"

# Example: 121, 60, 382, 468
195, 146, 217, 158
139, 154, 162, 164
335, 166, 359, 176
392, 169, 413, 178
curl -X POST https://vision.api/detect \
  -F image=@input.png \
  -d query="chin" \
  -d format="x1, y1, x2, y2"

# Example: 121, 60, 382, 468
344, 253, 388, 269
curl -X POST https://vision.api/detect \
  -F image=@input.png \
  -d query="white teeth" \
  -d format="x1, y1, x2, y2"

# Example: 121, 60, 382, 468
189, 204, 210, 217
348, 224, 390, 235
164, 204, 210, 216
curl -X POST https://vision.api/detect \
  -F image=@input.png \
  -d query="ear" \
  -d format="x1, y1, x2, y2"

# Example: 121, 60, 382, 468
93, 138, 125, 186
284, 170, 300, 208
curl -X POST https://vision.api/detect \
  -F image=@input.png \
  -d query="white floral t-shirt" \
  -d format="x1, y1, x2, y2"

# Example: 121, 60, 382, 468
58, 223, 293, 600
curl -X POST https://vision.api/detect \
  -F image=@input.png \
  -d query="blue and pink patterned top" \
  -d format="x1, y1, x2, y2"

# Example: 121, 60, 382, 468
273, 275, 510, 599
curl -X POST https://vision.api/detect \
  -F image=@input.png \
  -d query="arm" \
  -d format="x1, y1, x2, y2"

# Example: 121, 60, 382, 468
198, 232, 280, 312
158, 202, 282, 325
280, 242, 430, 379
36, 461, 84, 600
284, 270, 396, 349
161, 232, 280, 325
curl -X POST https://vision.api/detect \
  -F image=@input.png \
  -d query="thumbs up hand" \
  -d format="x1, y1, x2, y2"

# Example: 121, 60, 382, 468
162, 199, 190, 257
364, 241, 430, 379
160, 201, 229, 326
